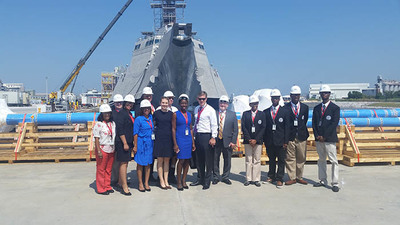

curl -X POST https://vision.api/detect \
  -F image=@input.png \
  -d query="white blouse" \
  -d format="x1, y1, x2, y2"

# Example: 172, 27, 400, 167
93, 121, 116, 153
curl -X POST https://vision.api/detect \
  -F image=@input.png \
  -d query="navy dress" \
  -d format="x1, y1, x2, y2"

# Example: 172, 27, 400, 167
153, 110, 174, 158
176, 111, 192, 159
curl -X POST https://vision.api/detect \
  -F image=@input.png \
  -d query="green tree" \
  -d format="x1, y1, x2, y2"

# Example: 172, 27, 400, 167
347, 91, 363, 99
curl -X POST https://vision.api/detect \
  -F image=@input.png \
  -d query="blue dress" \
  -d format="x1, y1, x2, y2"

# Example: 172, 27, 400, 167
133, 115, 154, 166
176, 111, 193, 159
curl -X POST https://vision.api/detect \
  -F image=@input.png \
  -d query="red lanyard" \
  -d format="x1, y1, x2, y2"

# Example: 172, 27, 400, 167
321, 102, 330, 117
219, 111, 225, 121
105, 122, 112, 136
151, 105, 155, 113
251, 110, 258, 124
196, 105, 206, 124
271, 106, 280, 122
145, 118, 153, 130
181, 111, 188, 126
292, 103, 300, 118
128, 113, 135, 124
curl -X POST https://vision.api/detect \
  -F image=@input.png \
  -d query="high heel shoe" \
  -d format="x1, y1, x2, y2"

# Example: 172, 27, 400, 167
120, 190, 132, 196
183, 185, 189, 189
145, 187, 151, 192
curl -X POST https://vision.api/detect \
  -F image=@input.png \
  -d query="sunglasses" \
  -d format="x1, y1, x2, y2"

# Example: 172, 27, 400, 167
198, 98, 206, 101
219, 101, 228, 104
114, 102, 122, 105
168, 97, 174, 99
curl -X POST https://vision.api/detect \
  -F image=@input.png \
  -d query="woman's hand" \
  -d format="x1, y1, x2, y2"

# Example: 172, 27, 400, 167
133, 146, 137, 154
97, 150, 103, 159
174, 144, 180, 153
123, 143, 129, 151
192, 144, 196, 152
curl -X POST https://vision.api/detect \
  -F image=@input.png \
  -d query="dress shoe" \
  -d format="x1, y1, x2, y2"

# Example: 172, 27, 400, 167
190, 180, 202, 186
222, 179, 232, 185
166, 185, 172, 189
202, 185, 209, 190
332, 186, 340, 192
276, 181, 283, 188
120, 190, 132, 196
183, 185, 189, 189
285, 180, 296, 185
313, 181, 326, 187
97, 191, 109, 195
254, 181, 261, 187
296, 179, 308, 185
107, 189, 114, 193
263, 178, 274, 184
244, 181, 250, 186
212, 179, 219, 185
177, 186, 184, 191
138, 188, 146, 192
145, 187, 151, 192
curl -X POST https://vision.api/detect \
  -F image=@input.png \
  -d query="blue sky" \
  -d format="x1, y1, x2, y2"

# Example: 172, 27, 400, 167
1, 0, 400, 96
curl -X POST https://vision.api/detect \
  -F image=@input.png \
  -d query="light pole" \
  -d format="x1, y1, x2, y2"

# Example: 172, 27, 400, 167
45, 76, 48, 103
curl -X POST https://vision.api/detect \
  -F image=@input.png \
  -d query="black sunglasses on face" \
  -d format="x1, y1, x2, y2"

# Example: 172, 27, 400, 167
198, 98, 206, 101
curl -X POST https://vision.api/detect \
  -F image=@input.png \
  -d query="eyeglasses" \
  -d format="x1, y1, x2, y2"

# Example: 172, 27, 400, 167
168, 97, 174, 99
219, 101, 228, 104
114, 102, 122, 105
198, 98, 206, 101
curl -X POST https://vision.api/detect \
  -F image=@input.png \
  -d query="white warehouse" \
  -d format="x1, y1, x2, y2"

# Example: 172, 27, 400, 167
309, 83, 370, 99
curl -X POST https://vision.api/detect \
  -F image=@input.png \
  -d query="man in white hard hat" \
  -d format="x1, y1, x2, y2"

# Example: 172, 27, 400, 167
283, 85, 309, 185
263, 89, 290, 188
110, 94, 124, 187
191, 91, 218, 190
212, 95, 238, 185
241, 95, 265, 187
312, 84, 340, 192
156, 91, 178, 113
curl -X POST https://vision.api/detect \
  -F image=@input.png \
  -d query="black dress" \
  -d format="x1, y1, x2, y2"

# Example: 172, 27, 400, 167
113, 109, 134, 162
153, 110, 174, 158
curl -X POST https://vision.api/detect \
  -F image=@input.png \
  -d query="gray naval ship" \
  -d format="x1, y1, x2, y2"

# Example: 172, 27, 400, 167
113, 0, 227, 108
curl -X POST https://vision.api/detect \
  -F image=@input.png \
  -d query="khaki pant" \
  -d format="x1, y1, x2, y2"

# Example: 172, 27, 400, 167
244, 144, 262, 182
316, 141, 339, 186
286, 139, 307, 180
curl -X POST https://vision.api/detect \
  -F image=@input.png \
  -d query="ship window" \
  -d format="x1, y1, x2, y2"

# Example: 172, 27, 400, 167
134, 44, 141, 50
145, 39, 154, 47
155, 39, 160, 44
198, 44, 205, 50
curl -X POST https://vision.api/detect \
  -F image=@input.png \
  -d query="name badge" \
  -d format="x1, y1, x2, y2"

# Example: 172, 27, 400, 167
251, 126, 255, 133
185, 128, 189, 136
151, 133, 156, 140
294, 120, 298, 127
272, 124, 276, 131
318, 121, 322, 127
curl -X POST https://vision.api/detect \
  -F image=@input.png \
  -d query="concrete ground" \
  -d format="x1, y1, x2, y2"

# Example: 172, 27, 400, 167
0, 159, 399, 225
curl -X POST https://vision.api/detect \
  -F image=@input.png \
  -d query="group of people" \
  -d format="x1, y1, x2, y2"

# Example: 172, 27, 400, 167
93, 84, 341, 196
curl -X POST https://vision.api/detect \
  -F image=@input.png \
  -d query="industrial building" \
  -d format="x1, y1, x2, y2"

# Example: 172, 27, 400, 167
308, 83, 370, 99
0, 81, 30, 106
376, 76, 400, 93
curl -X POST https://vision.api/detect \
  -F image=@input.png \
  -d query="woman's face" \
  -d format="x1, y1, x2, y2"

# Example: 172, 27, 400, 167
143, 107, 151, 116
114, 101, 123, 110
103, 112, 111, 121
125, 102, 134, 111
160, 98, 169, 110
179, 99, 188, 110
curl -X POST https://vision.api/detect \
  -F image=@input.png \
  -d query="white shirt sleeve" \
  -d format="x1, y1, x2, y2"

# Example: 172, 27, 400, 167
210, 107, 218, 138
93, 122, 101, 138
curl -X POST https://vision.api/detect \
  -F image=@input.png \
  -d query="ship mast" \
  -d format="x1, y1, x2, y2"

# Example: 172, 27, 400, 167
151, 0, 186, 30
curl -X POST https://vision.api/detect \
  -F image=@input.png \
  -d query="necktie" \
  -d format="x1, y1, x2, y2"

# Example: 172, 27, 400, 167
322, 104, 326, 112
218, 112, 224, 139
194, 106, 203, 133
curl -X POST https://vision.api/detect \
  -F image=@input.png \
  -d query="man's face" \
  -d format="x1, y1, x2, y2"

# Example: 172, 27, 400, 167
114, 101, 123, 110
143, 94, 152, 102
197, 94, 207, 106
219, 101, 228, 111
290, 94, 300, 104
249, 102, 258, 111
271, 96, 280, 106
320, 92, 331, 101
168, 97, 174, 106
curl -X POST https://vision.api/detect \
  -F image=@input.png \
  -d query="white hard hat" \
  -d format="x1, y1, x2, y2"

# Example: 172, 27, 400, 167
219, 95, 229, 102
142, 87, 153, 95
124, 94, 135, 103
113, 94, 124, 102
290, 85, 301, 95
249, 95, 259, 104
163, 91, 175, 98
270, 89, 282, 97
178, 94, 189, 100
140, 99, 152, 108
319, 84, 331, 93
99, 104, 112, 113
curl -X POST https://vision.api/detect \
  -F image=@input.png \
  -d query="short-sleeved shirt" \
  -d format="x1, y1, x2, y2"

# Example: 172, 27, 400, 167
93, 121, 116, 153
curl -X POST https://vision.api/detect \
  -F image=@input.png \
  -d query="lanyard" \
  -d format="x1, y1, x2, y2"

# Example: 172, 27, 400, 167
219, 111, 225, 122
128, 113, 135, 124
196, 105, 206, 125
151, 105, 155, 113
145, 118, 153, 130
321, 102, 330, 117
291, 103, 300, 119
105, 122, 112, 137
180, 111, 188, 126
271, 106, 280, 122
251, 110, 258, 124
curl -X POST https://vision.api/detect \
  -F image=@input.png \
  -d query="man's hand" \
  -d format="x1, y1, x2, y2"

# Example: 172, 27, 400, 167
283, 144, 288, 149
249, 139, 257, 147
229, 142, 236, 149
209, 138, 216, 147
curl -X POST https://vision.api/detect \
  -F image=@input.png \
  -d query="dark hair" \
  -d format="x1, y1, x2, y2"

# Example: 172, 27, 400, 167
197, 91, 207, 98
97, 112, 113, 122
140, 107, 152, 116
160, 96, 169, 103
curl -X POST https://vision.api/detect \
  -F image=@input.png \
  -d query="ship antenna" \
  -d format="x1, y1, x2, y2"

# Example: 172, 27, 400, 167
150, 0, 186, 31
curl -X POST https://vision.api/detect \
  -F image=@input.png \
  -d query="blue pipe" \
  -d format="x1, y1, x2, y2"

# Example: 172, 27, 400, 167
305, 117, 400, 127
6, 112, 97, 125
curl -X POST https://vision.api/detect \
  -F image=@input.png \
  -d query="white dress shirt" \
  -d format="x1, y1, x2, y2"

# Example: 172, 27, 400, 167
194, 104, 218, 138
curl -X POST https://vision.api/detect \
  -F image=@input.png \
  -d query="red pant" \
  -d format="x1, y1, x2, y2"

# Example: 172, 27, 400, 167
96, 150, 115, 193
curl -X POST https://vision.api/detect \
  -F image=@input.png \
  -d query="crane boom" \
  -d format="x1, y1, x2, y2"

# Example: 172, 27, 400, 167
59, 0, 133, 94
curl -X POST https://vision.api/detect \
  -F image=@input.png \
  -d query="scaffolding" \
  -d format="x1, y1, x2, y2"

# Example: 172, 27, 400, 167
151, 0, 186, 30
101, 72, 115, 102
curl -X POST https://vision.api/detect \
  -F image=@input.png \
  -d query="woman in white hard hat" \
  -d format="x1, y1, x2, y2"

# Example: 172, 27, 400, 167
93, 104, 116, 195
113, 95, 135, 196
172, 94, 195, 191
153, 97, 174, 189
133, 99, 154, 192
